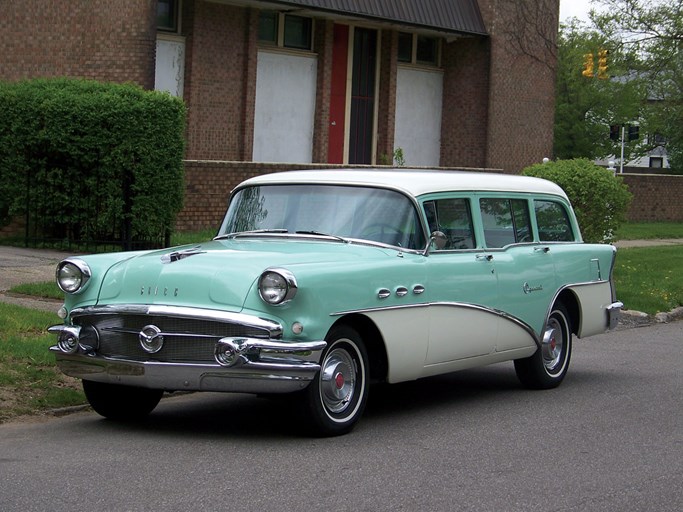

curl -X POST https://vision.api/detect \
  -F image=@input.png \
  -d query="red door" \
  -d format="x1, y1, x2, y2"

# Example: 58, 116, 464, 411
327, 24, 349, 164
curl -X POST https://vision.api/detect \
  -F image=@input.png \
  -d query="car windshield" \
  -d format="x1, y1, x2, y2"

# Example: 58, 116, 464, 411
218, 184, 426, 250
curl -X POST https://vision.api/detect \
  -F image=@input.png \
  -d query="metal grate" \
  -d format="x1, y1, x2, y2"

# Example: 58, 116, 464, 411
75, 314, 270, 363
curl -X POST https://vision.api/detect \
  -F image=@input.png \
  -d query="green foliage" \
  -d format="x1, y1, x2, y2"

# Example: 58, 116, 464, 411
615, 222, 683, 241
10, 281, 63, 300
393, 147, 406, 167
614, 246, 683, 314
0, 78, 186, 247
588, 0, 682, 173
0, 302, 86, 422
171, 228, 216, 246
554, 19, 645, 161
523, 159, 632, 243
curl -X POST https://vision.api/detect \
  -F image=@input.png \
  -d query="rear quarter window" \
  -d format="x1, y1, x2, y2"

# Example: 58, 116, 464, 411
535, 200, 575, 242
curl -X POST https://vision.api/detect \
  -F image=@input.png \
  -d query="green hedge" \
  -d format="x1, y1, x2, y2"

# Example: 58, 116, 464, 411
0, 78, 186, 249
523, 159, 632, 243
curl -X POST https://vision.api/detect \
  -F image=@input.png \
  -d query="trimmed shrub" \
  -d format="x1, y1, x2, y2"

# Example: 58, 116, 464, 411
0, 78, 185, 249
522, 159, 632, 243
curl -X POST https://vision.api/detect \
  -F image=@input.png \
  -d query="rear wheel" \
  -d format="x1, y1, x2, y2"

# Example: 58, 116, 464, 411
301, 325, 369, 436
514, 303, 572, 389
83, 380, 163, 420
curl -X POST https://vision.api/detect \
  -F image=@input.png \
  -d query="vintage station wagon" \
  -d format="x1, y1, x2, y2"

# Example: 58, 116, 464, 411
49, 169, 622, 435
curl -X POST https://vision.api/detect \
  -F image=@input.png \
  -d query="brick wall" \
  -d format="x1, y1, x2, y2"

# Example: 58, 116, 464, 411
182, 1, 256, 160
440, 37, 490, 168
311, 20, 334, 163
0, 0, 156, 88
622, 174, 683, 222
476, 0, 558, 173
376, 30, 398, 161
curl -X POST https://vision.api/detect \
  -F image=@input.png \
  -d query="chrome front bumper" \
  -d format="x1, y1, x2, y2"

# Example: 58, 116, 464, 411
49, 304, 328, 394
50, 324, 327, 394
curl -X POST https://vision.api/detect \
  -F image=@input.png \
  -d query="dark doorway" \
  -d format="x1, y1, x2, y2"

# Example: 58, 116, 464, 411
349, 28, 377, 164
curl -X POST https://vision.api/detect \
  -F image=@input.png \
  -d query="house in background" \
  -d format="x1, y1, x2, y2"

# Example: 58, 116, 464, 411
1, 0, 561, 229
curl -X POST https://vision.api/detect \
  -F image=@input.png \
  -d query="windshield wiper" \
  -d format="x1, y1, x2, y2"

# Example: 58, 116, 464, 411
295, 231, 350, 243
214, 229, 288, 240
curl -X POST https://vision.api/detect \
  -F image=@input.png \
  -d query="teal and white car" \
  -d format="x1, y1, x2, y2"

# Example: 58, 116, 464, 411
49, 169, 622, 435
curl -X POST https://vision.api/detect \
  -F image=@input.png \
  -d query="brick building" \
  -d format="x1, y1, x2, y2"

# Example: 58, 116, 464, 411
1, 0, 561, 230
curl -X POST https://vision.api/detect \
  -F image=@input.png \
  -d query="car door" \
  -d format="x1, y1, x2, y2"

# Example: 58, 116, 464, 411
478, 196, 557, 349
422, 197, 499, 364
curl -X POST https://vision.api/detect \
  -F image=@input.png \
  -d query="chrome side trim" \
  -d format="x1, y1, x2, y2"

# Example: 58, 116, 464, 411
69, 305, 283, 338
332, 302, 541, 348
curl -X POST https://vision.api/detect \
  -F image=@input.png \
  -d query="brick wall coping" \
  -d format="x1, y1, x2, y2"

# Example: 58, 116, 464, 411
183, 160, 502, 173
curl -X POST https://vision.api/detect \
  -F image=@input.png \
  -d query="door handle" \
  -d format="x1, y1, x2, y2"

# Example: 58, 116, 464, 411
476, 254, 493, 261
534, 246, 551, 253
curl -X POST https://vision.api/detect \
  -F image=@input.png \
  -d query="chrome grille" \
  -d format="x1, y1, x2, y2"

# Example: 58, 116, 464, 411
74, 313, 270, 363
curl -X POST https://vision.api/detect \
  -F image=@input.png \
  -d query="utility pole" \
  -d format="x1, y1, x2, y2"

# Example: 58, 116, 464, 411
620, 125, 625, 174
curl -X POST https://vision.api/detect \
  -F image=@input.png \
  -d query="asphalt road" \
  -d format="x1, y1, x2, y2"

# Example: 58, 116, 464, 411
1, 322, 681, 512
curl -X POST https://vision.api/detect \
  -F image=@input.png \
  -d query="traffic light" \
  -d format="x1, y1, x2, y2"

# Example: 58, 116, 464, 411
597, 49, 609, 79
610, 124, 620, 141
582, 53, 594, 78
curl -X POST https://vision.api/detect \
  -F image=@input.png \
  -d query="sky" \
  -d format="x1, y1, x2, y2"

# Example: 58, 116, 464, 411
559, 0, 593, 23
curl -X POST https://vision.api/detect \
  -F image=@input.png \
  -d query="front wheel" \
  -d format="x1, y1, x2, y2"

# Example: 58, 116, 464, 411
514, 303, 572, 389
83, 380, 163, 420
301, 326, 369, 436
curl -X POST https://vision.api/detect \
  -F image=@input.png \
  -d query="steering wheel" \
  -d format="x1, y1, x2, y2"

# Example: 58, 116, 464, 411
360, 223, 403, 244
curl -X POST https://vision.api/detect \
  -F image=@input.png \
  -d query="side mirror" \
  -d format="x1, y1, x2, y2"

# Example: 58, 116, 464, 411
423, 231, 447, 256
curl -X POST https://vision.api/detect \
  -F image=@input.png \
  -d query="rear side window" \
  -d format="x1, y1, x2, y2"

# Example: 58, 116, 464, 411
480, 198, 532, 248
535, 200, 574, 242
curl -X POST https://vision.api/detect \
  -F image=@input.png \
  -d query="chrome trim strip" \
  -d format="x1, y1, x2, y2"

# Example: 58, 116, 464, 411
332, 302, 541, 348
69, 305, 283, 338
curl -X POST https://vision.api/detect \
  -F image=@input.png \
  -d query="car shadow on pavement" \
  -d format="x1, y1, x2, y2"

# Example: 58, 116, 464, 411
77, 364, 530, 439
75, 361, 625, 439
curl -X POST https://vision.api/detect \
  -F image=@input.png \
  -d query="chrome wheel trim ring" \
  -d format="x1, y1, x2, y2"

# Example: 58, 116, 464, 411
542, 317, 564, 373
320, 344, 357, 415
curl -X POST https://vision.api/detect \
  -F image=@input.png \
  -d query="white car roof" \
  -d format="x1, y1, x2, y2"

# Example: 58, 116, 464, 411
240, 169, 568, 199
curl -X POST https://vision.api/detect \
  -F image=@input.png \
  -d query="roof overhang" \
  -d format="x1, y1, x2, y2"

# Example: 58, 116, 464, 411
210, 0, 488, 38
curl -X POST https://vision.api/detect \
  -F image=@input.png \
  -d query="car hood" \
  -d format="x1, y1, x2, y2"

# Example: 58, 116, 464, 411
95, 238, 398, 310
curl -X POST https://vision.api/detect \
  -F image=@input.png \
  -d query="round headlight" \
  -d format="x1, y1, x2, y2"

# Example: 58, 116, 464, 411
258, 269, 297, 305
56, 259, 91, 294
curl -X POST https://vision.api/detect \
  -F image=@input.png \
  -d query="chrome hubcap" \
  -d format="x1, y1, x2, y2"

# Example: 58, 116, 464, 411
542, 318, 564, 372
320, 346, 356, 414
